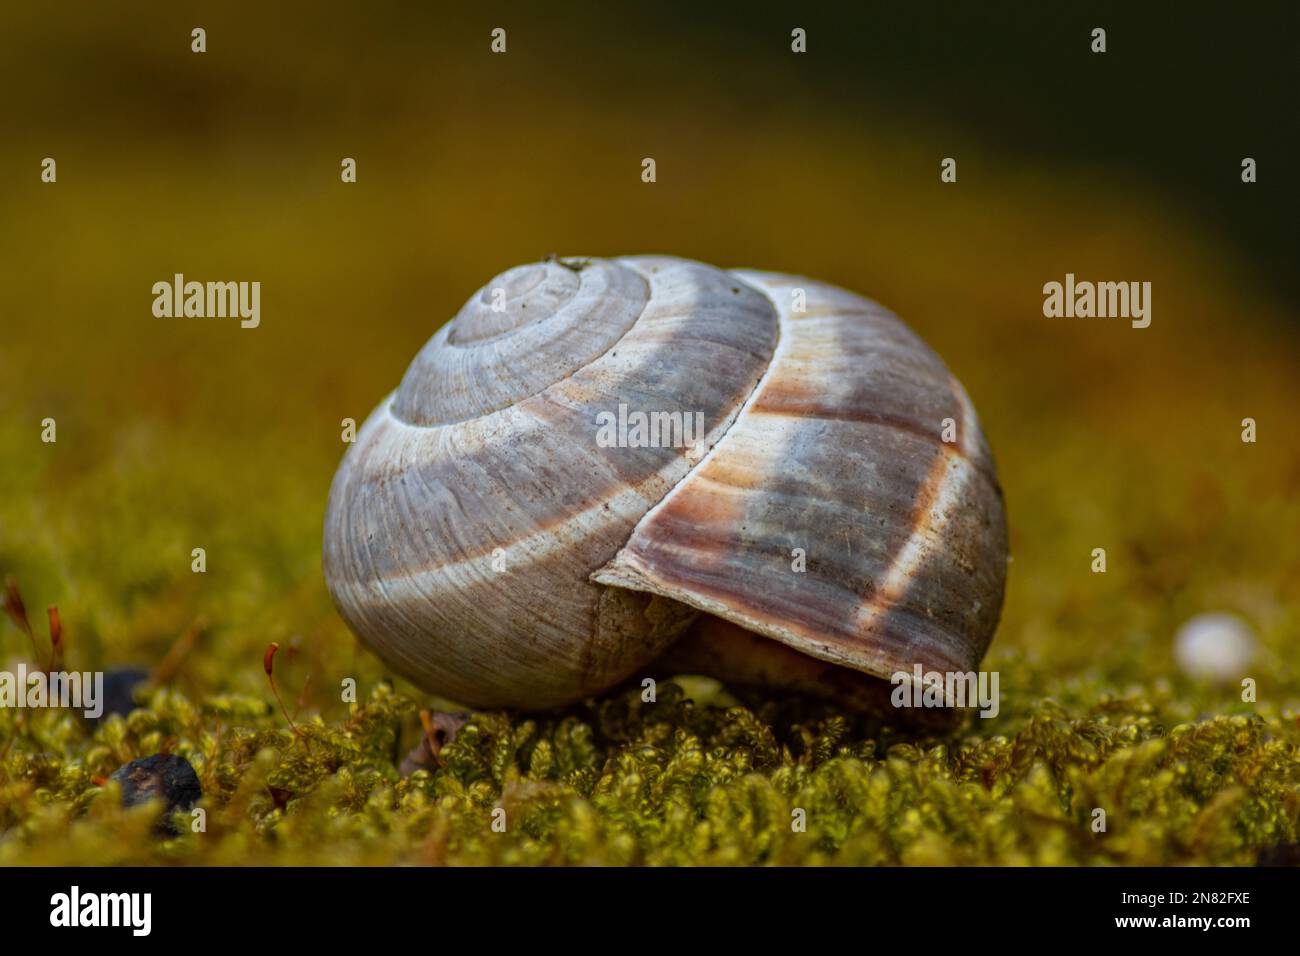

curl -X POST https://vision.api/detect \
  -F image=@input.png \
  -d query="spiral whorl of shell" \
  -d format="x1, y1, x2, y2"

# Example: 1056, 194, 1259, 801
325, 257, 780, 707
323, 256, 1007, 709
391, 260, 650, 426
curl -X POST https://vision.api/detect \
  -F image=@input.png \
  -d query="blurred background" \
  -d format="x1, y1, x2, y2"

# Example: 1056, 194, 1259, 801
1, 1, 1297, 713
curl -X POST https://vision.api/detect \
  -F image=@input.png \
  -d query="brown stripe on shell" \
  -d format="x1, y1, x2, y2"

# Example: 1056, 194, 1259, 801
867, 447, 1007, 678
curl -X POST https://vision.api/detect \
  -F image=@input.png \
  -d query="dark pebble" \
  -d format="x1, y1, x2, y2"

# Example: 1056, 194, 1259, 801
110, 753, 202, 834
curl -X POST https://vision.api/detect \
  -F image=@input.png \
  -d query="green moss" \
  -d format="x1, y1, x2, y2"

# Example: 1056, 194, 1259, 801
2, 674, 1298, 865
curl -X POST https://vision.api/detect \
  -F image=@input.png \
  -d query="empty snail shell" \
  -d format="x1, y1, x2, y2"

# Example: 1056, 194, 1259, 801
323, 256, 1007, 712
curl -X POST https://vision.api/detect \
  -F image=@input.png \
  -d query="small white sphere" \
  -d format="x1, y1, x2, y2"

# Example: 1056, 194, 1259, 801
1174, 613, 1257, 682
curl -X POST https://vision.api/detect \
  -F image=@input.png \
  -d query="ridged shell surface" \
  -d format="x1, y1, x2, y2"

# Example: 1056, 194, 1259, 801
323, 256, 1007, 708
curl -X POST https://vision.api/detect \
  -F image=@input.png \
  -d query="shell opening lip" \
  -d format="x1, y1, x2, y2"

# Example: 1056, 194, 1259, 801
590, 558, 897, 685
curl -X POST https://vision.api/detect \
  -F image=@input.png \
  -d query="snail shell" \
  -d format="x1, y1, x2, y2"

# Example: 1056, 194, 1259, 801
323, 256, 1007, 710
